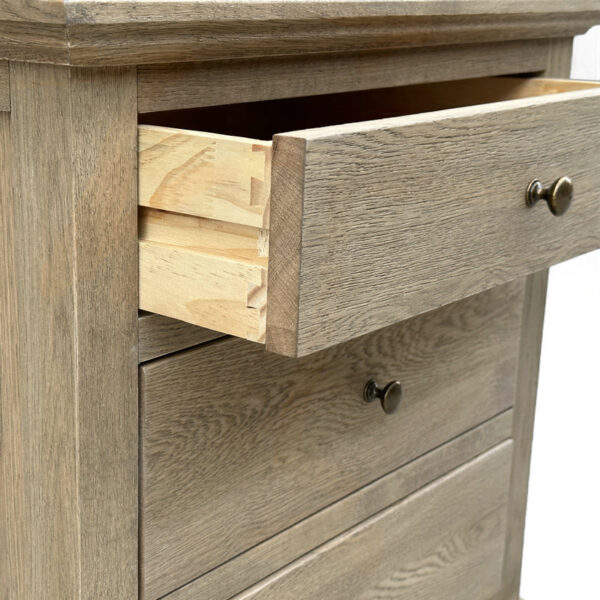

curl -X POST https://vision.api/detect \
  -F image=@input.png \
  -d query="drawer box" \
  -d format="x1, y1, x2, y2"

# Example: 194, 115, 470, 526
139, 77, 600, 356
233, 442, 513, 600
140, 282, 523, 599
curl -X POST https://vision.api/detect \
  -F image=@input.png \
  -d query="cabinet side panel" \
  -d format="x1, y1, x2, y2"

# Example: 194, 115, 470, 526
499, 39, 574, 600
1, 62, 138, 599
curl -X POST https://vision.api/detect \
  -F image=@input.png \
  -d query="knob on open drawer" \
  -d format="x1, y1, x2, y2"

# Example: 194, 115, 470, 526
139, 77, 600, 357
526, 176, 574, 216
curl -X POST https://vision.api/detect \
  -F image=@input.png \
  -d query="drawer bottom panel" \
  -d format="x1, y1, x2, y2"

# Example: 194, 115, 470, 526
233, 441, 513, 600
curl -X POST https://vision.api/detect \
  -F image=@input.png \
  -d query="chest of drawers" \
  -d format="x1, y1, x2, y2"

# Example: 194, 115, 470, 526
1, 3, 599, 599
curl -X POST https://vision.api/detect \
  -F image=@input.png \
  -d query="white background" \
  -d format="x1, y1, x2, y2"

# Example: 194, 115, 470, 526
521, 26, 600, 600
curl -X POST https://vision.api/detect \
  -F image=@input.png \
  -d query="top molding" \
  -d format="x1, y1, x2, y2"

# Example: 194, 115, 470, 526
1, 0, 600, 66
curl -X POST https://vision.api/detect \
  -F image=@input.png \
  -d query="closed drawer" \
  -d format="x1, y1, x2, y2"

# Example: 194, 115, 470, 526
233, 441, 513, 600
139, 76, 600, 356
140, 281, 523, 599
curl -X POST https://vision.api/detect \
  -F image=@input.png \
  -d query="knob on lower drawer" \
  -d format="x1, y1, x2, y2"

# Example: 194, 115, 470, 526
526, 176, 573, 216
363, 379, 403, 415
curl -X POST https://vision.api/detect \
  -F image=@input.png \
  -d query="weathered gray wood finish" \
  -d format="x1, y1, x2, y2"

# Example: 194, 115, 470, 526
0, 60, 8, 110
138, 312, 224, 362
0, 63, 138, 599
0, 96, 13, 600
268, 85, 600, 355
233, 442, 513, 600
497, 271, 549, 600
155, 410, 513, 600
141, 281, 524, 599
0, 1, 598, 66
137, 39, 550, 113
0, 9, 591, 600
498, 42, 575, 600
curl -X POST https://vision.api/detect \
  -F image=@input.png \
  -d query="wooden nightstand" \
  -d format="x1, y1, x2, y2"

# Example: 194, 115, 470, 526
1, 2, 599, 599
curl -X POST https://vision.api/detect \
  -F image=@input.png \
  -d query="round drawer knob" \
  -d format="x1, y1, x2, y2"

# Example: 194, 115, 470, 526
363, 379, 403, 415
526, 176, 573, 217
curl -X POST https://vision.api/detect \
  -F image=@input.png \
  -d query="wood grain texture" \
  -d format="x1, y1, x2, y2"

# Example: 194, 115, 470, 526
497, 45, 574, 600
141, 281, 524, 599
546, 37, 577, 77
138, 76, 599, 141
139, 125, 271, 227
137, 39, 550, 113
0, 1, 599, 65
268, 81, 600, 355
0, 63, 138, 599
496, 43, 575, 600
0, 61, 8, 111
138, 125, 270, 342
0, 22, 68, 64
233, 442, 513, 600
158, 410, 513, 600
0, 0, 65, 23
497, 272, 549, 600
0, 97, 15, 600
62, 0, 600, 24
139, 312, 224, 363
139, 207, 268, 262
139, 211, 268, 342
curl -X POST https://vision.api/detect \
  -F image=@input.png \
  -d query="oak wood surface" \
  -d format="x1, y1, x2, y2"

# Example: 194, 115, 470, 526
156, 410, 513, 600
138, 76, 598, 142
141, 281, 524, 599
0, 1, 599, 66
0, 60, 7, 111
137, 40, 550, 113
0, 96, 13, 600
138, 312, 224, 363
495, 46, 574, 600
0, 0, 65, 23
233, 442, 513, 600
0, 63, 138, 599
497, 42, 575, 600
267, 82, 600, 355
498, 272, 549, 600
546, 38, 577, 78
62, 0, 600, 23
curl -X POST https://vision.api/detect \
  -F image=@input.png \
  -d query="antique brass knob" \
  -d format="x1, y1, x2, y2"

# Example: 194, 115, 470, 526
526, 176, 573, 216
363, 379, 403, 415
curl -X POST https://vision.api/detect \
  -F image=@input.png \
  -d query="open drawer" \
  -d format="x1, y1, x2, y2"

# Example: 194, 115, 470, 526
139, 77, 600, 356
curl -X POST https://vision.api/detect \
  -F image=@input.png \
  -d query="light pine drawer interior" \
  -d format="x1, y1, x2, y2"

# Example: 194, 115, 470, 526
139, 76, 600, 355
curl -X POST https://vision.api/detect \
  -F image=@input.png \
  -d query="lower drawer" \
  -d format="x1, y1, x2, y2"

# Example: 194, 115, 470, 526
140, 281, 523, 599
234, 441, 513, 600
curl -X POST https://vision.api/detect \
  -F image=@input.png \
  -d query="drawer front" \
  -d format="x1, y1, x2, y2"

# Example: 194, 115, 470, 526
139, 77, 600, 356
155, 412, 513, 600
269, 80, 600, 355
141, 281, 523, 599
233, 442, 513, 600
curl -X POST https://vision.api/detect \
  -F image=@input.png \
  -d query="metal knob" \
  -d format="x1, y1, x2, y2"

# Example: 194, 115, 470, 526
363, 379, 403, 415
526, 176, 573, 216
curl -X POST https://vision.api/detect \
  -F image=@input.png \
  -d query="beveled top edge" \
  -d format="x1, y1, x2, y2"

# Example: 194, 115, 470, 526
64, 1, 600, 26
0, 0, 599, 66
